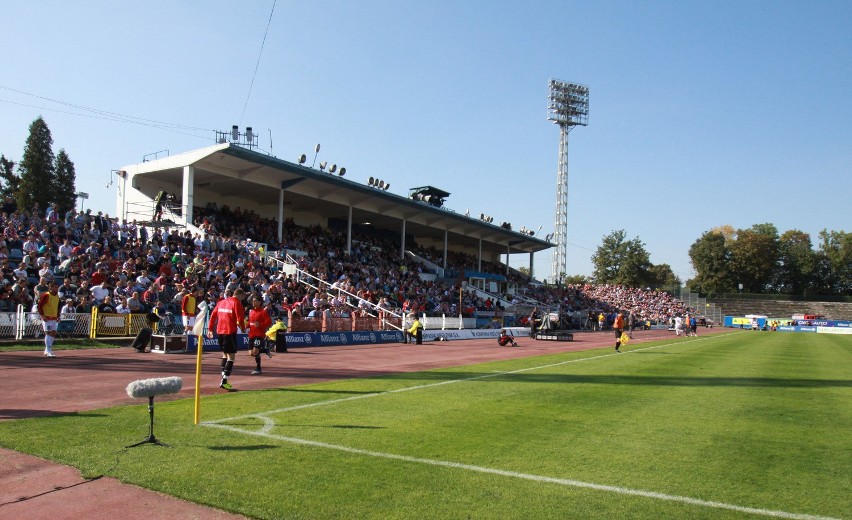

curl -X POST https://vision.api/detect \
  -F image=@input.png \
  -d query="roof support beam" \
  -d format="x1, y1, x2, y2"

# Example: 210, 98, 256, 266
182, 166, 194, 229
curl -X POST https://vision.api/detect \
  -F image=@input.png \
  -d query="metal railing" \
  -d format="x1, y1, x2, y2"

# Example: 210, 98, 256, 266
678, 287, 723, 324
267, 254, 407, 331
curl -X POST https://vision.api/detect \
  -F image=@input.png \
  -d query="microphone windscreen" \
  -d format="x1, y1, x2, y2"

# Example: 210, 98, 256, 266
126, 376, 183, 399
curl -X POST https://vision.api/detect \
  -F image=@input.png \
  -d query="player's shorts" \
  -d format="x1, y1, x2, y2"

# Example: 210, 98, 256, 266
42, 319, 58, 332
218, 333, 238, 354
249, 336, 264, 350
182, 315, 196, 328
614, 328, 623, 339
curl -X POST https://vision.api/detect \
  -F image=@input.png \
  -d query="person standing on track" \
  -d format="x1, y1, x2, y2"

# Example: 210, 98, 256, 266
37, 281, 60, 357
247, 296, 272, 375
181, 286, 200, 335
613, 311, 625, 353
207, 288, 246, 391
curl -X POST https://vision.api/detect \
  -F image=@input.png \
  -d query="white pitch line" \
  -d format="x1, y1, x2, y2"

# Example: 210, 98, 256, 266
203, 421, 838, 520
204, 332, 739, 424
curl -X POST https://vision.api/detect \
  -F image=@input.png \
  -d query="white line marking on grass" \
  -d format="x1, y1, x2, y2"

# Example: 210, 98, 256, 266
204, 333, 736, 425
203, 422, 838, 520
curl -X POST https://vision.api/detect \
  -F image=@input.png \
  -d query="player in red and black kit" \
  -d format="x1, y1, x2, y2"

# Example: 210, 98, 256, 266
497, 329, 519, 347
207, 288, 246, 391
247, 296, 273, 375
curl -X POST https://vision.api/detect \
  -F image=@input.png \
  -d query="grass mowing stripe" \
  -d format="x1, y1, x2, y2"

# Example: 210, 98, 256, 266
204, 331, 744, 425
204, 421, 839, 520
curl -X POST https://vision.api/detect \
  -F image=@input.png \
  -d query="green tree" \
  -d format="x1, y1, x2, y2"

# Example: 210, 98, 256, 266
816, 229, 852, 295
729, 223, 780, 293
563, 274, 590, 285
774, 230, 816, 295
591, 229, 652, 286
0, 154, 19, 199
688, 231, 733, 294
52, 149, 77, 214
646, 263, 681, 290
16, 116, 55, 214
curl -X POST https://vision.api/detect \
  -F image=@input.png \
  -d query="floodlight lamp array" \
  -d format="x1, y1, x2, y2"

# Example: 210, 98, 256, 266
367, 177, 390, 190
548, 79, 589, 127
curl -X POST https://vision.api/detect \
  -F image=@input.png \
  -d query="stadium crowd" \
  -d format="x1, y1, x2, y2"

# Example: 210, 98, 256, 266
0, 196, 693, 327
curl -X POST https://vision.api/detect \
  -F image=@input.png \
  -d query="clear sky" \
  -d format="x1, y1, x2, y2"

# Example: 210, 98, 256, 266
2, 1, 850, 282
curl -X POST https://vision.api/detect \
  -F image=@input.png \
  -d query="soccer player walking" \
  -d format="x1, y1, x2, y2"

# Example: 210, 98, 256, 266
207, 288, 246, 391
247, 297, 272, 375
38, 281, 61, 357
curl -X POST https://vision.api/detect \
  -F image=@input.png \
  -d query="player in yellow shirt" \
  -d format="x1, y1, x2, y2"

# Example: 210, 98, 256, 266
403, 315, 423, 344
265, 316, 288, 353
37, 281, 61, 357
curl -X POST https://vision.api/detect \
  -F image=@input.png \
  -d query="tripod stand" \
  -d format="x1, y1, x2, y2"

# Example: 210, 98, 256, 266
126, 396, 170, 448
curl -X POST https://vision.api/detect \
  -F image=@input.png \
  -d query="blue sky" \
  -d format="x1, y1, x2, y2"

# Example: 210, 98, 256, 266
2, 1, 850, 282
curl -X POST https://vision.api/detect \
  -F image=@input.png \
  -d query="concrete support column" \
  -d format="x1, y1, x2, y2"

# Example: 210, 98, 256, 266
182, 166, 194, 228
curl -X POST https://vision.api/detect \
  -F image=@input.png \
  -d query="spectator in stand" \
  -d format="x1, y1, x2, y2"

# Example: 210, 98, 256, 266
57, 238, 73, 261
98, 295, 117, 314
142, 283, 159, 310
32, 277, 51, 311
12, 279, 31, 309
60, 298, 76, 318
115, 296, 131, 314
127, 291, 143, 313
91, 280, 110, 305
22, 234, 40, 255
134, 269, 153, 293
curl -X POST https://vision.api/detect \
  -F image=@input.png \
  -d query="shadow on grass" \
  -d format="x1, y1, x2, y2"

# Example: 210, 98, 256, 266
283, 424, 385, 429
384, 372, 852, 388
208, 444, 279, 451
0, 409, 109, 420
265, 388, 378, 395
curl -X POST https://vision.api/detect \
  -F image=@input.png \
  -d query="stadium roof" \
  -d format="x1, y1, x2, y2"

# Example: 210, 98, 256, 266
122, 143, 551, 258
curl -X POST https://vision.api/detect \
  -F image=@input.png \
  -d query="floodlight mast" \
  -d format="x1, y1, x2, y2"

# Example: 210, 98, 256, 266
547, 79, 588, 284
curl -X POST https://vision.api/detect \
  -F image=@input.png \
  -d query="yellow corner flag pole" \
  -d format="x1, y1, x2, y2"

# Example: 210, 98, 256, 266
193, 302, 209, 425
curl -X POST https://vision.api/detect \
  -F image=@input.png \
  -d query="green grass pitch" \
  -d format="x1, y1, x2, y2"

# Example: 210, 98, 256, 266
1, 331, 849, 519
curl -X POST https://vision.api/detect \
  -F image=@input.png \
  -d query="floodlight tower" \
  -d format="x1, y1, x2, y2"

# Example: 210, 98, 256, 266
547, 79, 589, 284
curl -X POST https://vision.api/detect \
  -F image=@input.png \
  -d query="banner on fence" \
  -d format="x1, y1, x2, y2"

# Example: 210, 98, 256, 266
183, 327, 525, 351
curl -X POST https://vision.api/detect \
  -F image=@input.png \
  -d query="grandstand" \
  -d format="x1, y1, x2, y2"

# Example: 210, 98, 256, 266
118, 142, 550, 281
0, 143, 708, 342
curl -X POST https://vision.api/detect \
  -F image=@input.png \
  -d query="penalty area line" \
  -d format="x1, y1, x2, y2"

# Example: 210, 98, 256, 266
203, 422, 837, 520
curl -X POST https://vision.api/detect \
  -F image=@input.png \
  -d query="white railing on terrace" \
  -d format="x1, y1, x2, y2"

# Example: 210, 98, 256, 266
267, 254, 406, 331
405, 250, 445, 278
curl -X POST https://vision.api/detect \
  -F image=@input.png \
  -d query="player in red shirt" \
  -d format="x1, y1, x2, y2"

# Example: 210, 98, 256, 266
207, 288, 246, 390
497, 329, 519, 347
247, 296, 273, 375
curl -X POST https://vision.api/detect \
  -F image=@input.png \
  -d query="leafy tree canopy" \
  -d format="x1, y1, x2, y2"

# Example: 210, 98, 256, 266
591, 229, 653, 287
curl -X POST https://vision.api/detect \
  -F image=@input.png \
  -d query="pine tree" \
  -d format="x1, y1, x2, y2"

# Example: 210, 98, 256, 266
53, 149, 77, 214
16, 116, 56, 216
0, 154, 19, 199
